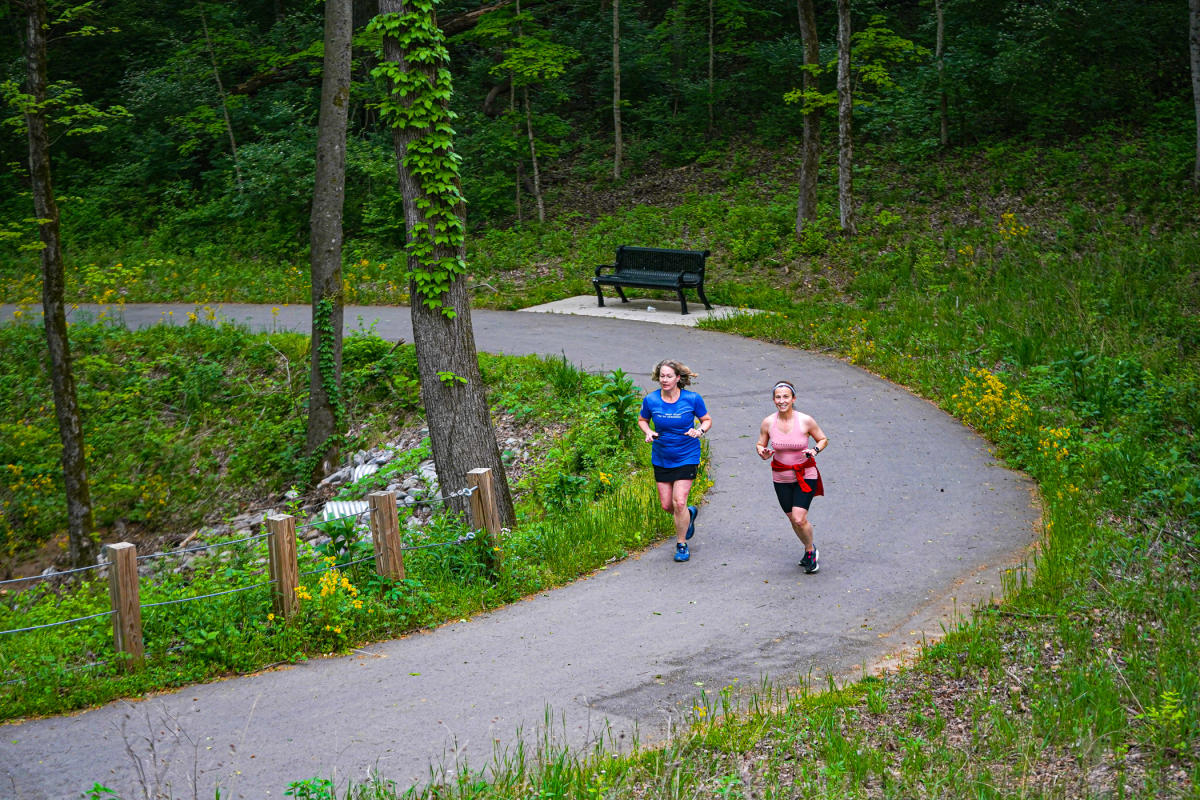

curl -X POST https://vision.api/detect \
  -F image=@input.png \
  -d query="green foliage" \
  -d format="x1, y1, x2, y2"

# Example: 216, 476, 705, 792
785, 14, 927, 113
521, 411, 635, 509
0, 0, 1192, 275
285, 777, 335, 800
0, 319, 420, 563
544, 352, 586, 398
590, 368, 641, 441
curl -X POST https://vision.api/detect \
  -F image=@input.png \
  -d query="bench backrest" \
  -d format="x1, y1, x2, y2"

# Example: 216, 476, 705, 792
615, 246, 710, 277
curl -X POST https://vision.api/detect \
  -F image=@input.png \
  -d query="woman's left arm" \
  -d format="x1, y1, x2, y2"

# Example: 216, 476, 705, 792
806, 419, 828, 457
689, 412, 713, 438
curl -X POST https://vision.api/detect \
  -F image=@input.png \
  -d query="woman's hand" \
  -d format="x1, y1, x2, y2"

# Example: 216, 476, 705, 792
644, 430, 659, 443
756, 444, 774, 461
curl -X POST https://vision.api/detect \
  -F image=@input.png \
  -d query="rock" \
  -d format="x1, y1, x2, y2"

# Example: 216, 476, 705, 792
318, 467, 352, 489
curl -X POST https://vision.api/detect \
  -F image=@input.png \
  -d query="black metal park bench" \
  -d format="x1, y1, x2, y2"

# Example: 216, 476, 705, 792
592, 245, 713, 315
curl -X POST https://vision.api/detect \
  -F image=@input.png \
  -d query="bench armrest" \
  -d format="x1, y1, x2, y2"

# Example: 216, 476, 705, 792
594, 264, 617, 278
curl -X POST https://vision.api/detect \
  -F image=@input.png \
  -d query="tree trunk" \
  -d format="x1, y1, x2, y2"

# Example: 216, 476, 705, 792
1191, 0, 1199, 187
22, 0, 96, 568
514, 0, 523, 222
525, 86, 546, 222
795, 0, 820, 236
199, 8, 243, 189
305, 0, 353, 480
936, 0, 948, 148
379, 0, 516, 528
707, 0, 715, 138
836, 0, 855, 236
612, 0, 622, 180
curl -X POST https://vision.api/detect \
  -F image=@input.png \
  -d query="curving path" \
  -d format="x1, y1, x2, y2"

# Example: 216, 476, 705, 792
1, 303, 1037, 799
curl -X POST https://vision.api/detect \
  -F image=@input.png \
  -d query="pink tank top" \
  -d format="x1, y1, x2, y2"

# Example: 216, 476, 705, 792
769, 414, 817, 483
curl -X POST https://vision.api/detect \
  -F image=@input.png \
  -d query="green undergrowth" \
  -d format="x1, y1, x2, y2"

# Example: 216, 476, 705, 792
0, 316, 417, 557
0, 324, 695, 719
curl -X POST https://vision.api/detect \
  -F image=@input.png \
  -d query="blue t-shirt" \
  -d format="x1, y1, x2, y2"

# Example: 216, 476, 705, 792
640, 389, 708, 468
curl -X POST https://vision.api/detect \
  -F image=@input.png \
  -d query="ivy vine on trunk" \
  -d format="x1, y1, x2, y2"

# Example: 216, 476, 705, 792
371, 0, 516, 527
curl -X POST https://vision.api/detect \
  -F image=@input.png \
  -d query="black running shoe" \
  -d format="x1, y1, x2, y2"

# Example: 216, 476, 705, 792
803, 548, 820, 574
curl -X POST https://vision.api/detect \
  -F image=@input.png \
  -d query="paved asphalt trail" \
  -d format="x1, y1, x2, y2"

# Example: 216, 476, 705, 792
1, 304, 1038, 799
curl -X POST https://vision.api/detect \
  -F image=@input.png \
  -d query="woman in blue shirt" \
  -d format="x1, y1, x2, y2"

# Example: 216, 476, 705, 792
637, 359, 712, 562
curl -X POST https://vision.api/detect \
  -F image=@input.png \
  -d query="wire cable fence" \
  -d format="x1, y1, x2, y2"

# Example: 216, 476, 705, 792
1, 484, 480, 586
0, 526, 483, 637
0, 560, 107, 587
0, 609, 114, 636
136, 530, 272, 562
1, 470, 502, 693
138, 580, 278, 610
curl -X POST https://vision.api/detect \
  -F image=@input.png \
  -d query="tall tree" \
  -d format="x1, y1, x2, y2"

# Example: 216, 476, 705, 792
1191, 0, 1199, 187
19, 0, 95, 567
612, 0, 622, 180
373, 0, 516, 527
486, 8, 578, 222
836, 0, 855, 235
794, 0, 820, 236
935, 0, 948, 147
707, 0, 714, 137
305, 0, 353, 480
198, 6, 243, 190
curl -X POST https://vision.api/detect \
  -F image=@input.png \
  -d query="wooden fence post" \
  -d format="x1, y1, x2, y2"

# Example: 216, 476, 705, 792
368, 491, 405, 580
467, 467, 503, 573
266, 514, 300, 618
104, 542, 144, 669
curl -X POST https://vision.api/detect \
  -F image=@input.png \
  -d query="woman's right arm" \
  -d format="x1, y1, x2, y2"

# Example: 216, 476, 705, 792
755, 417, 773, 460
639, 415, 657, 442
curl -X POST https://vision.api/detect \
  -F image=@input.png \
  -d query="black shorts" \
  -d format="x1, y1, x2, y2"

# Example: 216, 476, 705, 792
774, 480, 816, 512
654, 464, 698, 483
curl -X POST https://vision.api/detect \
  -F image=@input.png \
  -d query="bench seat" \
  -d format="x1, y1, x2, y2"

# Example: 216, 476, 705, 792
593, 246, 712, 315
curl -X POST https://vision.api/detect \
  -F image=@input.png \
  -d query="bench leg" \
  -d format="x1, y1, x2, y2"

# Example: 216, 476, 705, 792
677, 289, 689, 315
697, 285, 713, 310
594, 282, 606, 307
615, 286, 630, 304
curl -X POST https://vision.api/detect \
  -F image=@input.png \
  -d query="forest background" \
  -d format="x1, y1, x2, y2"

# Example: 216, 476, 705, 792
0, 0, 1190, 278
1, 0, 1199, 796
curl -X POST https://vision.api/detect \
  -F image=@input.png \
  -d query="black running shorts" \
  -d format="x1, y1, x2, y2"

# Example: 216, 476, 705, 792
773, 479, 816, 512
653, 464, 698, 483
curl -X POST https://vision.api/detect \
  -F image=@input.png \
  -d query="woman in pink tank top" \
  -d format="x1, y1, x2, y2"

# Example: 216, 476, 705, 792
755, 381, 829, 573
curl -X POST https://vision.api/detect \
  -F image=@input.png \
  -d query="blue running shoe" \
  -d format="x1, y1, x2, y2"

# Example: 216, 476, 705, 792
674, 542, 690, 562
686, 505, 698, 540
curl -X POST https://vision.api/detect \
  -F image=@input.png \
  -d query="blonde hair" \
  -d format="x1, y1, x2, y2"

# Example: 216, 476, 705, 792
652, 359, 698, 388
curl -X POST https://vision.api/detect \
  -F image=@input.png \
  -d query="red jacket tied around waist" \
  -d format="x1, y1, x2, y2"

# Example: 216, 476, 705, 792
771, 457, 824, 495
